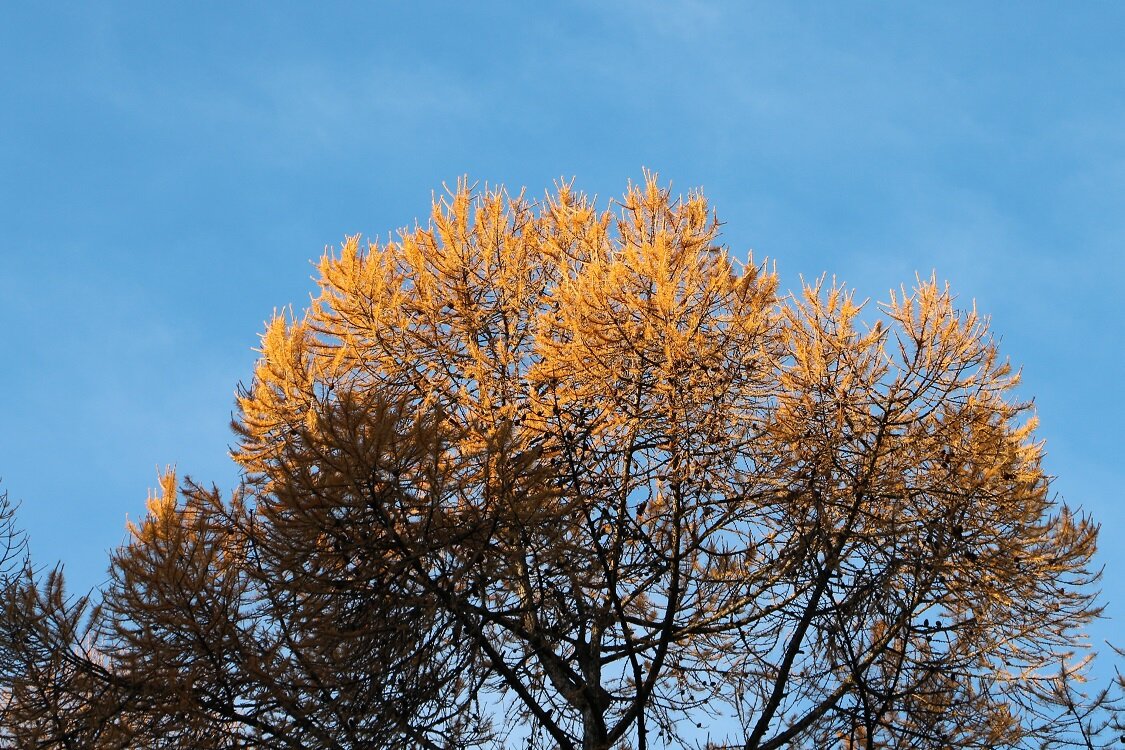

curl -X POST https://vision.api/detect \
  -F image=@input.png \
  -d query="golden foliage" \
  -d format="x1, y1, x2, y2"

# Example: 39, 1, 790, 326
0, 175, 1110, 750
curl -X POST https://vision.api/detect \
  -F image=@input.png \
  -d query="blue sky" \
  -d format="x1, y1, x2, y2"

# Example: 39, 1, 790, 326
2, 1, 1122, 681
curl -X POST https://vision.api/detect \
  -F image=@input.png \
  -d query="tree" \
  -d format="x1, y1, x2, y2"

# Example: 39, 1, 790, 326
0, 175, 1116, 749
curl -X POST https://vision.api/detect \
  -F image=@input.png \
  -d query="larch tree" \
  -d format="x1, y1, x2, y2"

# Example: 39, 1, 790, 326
0, 175, 1117, 750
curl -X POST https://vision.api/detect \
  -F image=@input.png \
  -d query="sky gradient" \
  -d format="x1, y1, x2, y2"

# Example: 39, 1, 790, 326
2, 2, 1123, 681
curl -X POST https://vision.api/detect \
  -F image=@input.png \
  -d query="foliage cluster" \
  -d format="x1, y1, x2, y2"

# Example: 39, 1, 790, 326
0, 176, 1117, 749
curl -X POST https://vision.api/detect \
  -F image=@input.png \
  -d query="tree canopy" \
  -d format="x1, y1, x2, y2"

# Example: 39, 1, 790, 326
0, 175, 1117, 749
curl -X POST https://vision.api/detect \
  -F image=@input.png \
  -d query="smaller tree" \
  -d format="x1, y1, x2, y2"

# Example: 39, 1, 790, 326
0, 488, 130, 749
0, 470, 484, 749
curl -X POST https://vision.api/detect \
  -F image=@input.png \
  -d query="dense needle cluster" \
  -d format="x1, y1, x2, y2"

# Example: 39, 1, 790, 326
0, 175, 1114, 749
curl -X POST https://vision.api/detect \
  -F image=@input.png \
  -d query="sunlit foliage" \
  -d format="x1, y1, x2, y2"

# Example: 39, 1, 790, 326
0, 176, 1116, 749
